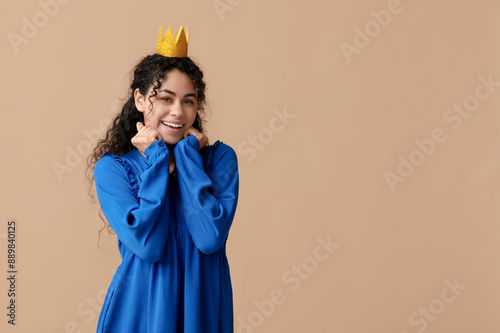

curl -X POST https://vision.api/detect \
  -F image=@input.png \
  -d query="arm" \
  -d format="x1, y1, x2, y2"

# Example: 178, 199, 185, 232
94, 139, 172, 262
174, 135, 240, 254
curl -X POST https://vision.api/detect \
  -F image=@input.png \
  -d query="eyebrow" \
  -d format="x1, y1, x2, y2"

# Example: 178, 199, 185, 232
159, 89, 196, 98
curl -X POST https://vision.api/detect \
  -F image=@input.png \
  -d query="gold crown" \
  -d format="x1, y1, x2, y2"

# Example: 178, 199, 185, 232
157, 25, 188, 57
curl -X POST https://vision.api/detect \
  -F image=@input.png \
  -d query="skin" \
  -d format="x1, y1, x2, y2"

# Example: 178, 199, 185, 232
132, 69, 208, 173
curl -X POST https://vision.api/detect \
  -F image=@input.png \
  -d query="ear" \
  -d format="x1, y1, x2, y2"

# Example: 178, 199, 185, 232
134, 88, 146, 112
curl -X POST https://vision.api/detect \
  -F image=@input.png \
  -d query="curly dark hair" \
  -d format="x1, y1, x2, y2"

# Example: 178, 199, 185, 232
85, 54, 209, 246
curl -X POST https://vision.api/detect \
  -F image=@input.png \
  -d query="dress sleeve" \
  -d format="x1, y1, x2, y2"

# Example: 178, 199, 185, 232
94, 139, 172, 263
174, 134, 240, 254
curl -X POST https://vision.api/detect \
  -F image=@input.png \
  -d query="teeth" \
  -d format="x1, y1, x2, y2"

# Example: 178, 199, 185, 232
162, 122, 182, 128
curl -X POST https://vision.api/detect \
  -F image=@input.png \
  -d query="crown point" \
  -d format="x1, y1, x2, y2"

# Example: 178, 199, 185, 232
158, 25, 163, 41
156, 25, 189, 58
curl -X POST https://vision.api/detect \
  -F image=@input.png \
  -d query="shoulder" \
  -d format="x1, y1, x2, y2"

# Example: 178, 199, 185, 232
213, 140, 237, 159
205, 140, 238, 165
94, 152, 129, 180
94, 152, 141, 196
201, 140, 238, 179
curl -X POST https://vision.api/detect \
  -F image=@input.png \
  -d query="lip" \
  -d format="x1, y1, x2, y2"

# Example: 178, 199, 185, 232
162, 120, 183, 125
161, 121, 183, 133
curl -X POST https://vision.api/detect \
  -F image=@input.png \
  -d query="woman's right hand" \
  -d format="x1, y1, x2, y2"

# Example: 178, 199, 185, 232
131, 122, 163, 158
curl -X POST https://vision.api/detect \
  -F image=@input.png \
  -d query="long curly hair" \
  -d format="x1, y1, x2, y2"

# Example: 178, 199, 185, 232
85, 54, 209, 246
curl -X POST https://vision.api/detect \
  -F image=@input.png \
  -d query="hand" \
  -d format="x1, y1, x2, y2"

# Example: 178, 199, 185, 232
131, 122, 163, 157
183, 126, 208, 150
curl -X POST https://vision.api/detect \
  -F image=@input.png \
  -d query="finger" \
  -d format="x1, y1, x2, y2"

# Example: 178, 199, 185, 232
136, 122, 144, 131
151, 129, 161, 140
145, 129, 160, 141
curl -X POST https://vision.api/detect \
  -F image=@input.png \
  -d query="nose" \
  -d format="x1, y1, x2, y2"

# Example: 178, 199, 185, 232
169, 100, 183, 116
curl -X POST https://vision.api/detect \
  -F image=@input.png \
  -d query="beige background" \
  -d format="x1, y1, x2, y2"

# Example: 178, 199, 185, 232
1, 0, 500, 332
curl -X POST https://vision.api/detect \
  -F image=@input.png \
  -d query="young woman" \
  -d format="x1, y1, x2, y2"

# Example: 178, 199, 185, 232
86, 27, 239, 332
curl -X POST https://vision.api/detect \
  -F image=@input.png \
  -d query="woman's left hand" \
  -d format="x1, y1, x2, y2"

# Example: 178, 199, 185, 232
183, 127, 209, 150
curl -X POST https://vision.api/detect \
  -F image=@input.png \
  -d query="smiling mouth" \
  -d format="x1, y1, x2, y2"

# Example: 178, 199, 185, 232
161, 121, 183, 128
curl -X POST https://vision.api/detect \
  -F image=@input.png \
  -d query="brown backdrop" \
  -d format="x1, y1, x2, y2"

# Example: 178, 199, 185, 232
1, 0, 500, 332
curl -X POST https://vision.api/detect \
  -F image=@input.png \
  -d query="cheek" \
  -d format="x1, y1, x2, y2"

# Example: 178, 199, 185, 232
144, 117, 154, 127
143, 110, 160, 126
184, 110, 198, 128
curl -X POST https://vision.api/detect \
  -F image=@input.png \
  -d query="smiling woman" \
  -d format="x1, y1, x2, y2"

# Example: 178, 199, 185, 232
85, 26, 240, 333
133, 68, 204, 160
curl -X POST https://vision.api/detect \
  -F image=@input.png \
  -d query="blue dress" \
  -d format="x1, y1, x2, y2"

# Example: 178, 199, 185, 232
93, 134, 239, 333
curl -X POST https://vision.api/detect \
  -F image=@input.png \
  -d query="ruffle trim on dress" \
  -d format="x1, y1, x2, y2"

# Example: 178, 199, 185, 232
203, 140, 222, 171
104, 152, 140, 200
102, 140, 222, 200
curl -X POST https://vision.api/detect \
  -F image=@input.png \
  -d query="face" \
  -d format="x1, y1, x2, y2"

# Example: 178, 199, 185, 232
134, 69, 198, 146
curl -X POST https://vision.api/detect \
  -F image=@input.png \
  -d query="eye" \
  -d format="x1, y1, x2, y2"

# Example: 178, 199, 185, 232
184, 99, 195, 104
162, 97, 172, 102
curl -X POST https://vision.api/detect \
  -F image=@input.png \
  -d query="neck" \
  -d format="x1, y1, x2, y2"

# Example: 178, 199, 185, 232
166, 142, 175, 154
166, 142, 176, 165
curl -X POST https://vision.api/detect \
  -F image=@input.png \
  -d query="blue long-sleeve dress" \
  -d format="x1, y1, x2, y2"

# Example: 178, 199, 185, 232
93, 134, 239, 333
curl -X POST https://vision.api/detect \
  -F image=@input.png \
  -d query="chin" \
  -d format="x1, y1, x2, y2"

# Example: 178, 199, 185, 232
161, 136, 182, 146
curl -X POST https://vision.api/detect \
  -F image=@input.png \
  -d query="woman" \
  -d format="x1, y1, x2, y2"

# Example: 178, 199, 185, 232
86, 26, 239, 332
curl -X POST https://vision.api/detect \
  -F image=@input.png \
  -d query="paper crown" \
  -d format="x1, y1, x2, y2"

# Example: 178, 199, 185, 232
157, 25, 188, 58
